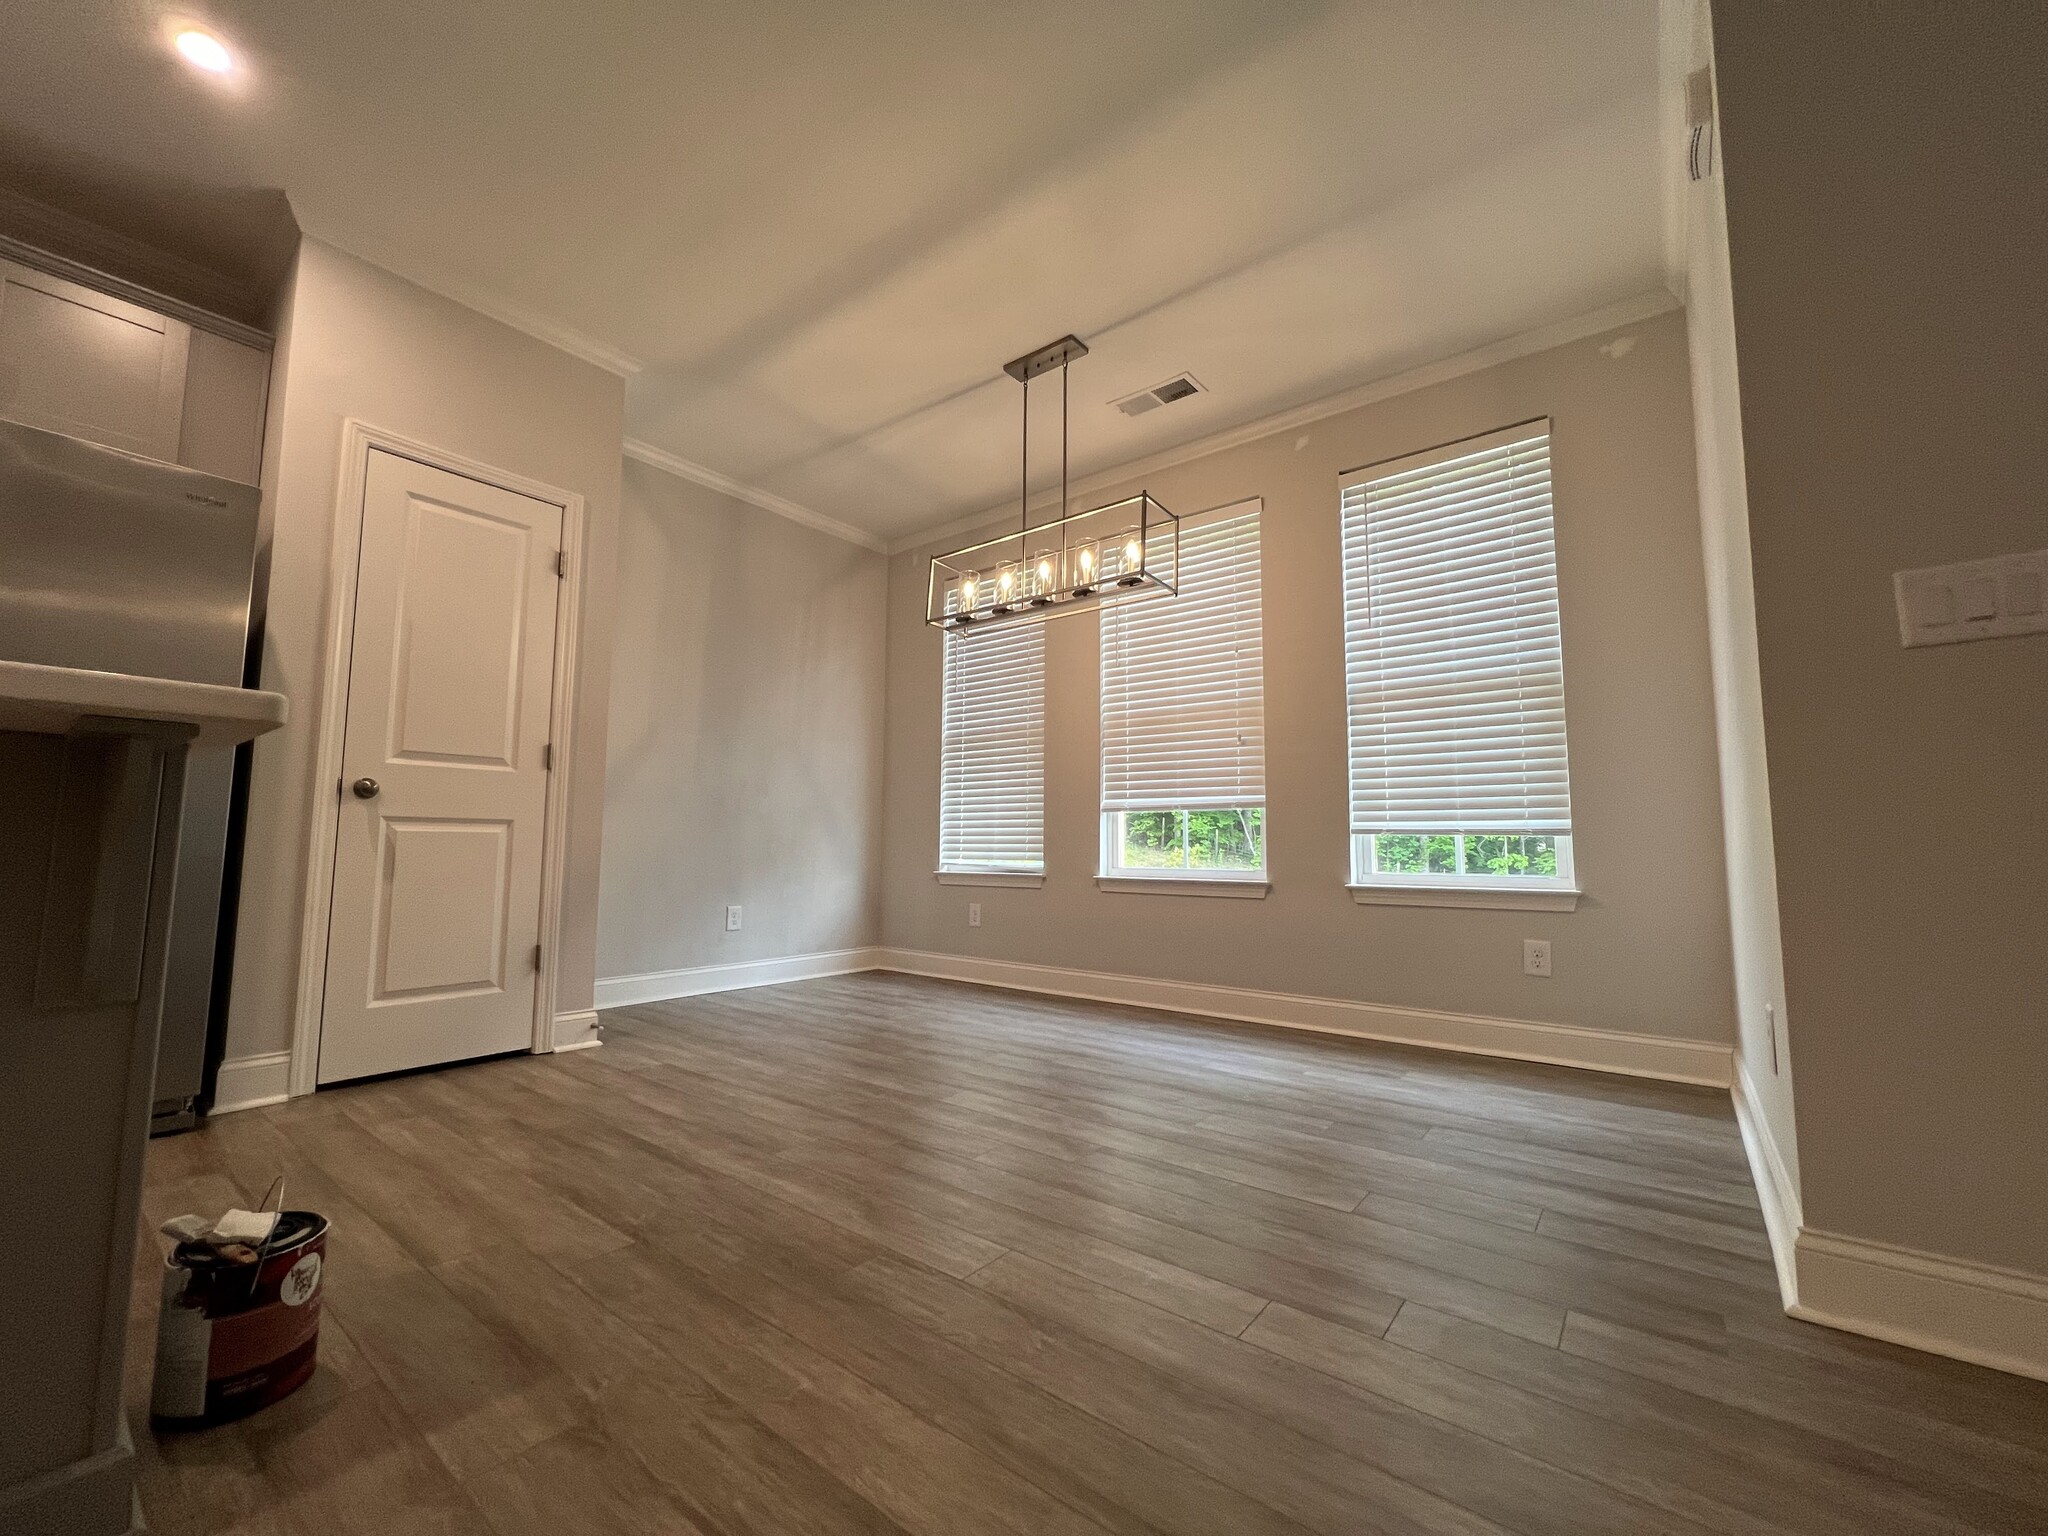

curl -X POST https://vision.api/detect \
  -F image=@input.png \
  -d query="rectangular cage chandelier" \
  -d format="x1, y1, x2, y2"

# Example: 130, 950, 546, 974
927, 335, 1179, 632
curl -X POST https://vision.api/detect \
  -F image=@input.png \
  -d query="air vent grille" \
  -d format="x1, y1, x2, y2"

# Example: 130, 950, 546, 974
1113, 374, 1206, 417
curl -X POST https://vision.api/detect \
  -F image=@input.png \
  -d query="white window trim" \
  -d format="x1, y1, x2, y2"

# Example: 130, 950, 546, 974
1098, 810, 1267, 887
1347, 883, 1579, 912
1340, 421, 1577, 912
1098, 874, 1270, 898
1099, 499, 1266, 883
935, 870, 1045, 888
1348, 831, 1579, 909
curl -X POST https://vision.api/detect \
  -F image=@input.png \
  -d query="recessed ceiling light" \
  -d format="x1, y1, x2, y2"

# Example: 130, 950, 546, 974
173, 27, 234, 74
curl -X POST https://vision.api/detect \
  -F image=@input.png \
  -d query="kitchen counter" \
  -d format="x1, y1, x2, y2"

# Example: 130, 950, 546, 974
0, 658, 288, 746
0, 665, 285, 1535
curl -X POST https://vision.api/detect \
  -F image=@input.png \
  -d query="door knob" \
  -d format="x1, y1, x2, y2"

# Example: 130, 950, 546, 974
351, 777, 381, 799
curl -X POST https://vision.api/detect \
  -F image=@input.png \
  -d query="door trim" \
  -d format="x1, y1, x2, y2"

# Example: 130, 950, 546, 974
287, 419, 586, 1098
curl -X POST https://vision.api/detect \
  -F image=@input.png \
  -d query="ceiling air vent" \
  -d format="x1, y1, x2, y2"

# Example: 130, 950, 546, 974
1113, 374, 1206, 417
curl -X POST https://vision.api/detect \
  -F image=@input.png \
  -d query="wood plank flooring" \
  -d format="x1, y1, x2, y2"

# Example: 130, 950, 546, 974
129, 972, 2048, 1536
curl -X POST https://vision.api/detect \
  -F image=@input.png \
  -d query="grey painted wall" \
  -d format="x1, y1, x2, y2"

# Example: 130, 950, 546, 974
228, 238, 625, 1061
596, 458, 887, 984
882, 308, 1738, 1046
1713, 4, 2048, 1275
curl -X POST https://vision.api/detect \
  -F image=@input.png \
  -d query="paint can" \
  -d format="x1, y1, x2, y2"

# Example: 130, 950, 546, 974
150, 1210, 328, 1427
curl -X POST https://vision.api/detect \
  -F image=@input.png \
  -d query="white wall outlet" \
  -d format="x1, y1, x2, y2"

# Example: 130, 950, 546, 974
1894, 548, 2048, 646
968, 902, 982, 929
1523, 939, 1552, 977
724, 904, 742, 932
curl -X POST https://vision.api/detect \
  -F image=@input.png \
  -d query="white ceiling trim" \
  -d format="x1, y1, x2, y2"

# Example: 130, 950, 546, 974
623, 437, 888, 553
404, 267, 644, 379
887, 289, 1682, 557
0, 189, 273, 347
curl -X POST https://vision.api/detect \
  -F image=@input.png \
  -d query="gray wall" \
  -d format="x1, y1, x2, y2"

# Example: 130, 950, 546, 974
883, 307, 1737, 1046
228, 237, 625, 1061
1712, 5, 2048, 1275
596, 458, 887, 984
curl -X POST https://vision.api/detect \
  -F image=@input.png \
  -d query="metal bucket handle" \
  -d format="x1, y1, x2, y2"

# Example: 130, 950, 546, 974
243, 1174, 287, 1304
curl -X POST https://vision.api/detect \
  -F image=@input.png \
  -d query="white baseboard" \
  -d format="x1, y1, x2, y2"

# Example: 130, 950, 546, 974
0, 1429, 135, 1534
596, 947, 886, 1009
872, 947, 1733, 1087
1791, 1228, 2048, 1383
551, 1009, 602, 1052
1730, 1057, 1802, 1306
209, 1050, 293, 1115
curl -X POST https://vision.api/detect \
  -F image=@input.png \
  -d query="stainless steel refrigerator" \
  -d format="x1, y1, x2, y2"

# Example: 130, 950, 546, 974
0, 418, 261, 1130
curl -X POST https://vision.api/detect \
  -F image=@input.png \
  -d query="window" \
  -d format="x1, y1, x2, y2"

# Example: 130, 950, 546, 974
1339, 422, 1577, 906
939, 621, 1045, 876
1100, 501, 1265, 885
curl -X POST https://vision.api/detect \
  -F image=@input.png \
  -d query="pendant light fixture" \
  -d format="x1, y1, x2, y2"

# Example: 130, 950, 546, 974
926, 335, 1179, 632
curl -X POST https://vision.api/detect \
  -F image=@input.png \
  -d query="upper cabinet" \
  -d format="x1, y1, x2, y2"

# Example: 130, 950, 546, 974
0, 254, 269, 483
0, 258, 190, 461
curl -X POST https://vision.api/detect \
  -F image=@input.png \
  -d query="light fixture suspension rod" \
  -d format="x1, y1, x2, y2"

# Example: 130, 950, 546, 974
1019, 369, 1029, 536
1061, 363, 1069, 525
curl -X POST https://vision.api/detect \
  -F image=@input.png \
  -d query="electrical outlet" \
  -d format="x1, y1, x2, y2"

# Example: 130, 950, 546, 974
968, 902, 982, 929
724, 904, 742, 932
1522, 939, 1552, 978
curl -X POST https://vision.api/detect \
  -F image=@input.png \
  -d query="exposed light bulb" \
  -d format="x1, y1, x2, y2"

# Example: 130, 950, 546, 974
958, 571, 979, 609
1078, 546, 1095, 575
1124, 537, 1143, 568
174, 27, 234, 73
1036, 557, 1054, 585
997, 567, 1015, 596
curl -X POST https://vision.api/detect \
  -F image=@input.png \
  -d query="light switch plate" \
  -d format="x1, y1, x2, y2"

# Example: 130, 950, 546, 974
1895, 549, 2048, 647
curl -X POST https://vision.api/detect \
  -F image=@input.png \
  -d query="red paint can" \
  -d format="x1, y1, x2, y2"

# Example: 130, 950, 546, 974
150, 1210, 328, 1427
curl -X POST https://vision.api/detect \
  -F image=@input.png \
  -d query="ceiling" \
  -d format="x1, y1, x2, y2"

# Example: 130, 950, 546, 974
0, 1, 1666, 543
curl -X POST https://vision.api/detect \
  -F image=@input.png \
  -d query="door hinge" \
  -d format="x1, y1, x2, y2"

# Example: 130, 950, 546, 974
533, 943, 544, 969
542, 743, 553, 771
555, 549, 568, 578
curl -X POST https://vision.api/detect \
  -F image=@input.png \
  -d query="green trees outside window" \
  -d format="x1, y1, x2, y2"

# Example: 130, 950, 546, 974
1370, 833, 1559, 878
1118, 809, 1264, 872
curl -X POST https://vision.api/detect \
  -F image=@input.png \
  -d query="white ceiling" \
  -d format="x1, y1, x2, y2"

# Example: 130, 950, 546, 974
1, 1, 1666, 542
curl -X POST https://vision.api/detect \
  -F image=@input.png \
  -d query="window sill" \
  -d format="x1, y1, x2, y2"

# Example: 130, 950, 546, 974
1348, 883, 1580, 912
936, 870, 1045, 888
1097, 875, 1270, 899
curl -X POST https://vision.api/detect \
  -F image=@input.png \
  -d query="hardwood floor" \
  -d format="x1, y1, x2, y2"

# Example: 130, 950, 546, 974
130, 973, 2048, 1535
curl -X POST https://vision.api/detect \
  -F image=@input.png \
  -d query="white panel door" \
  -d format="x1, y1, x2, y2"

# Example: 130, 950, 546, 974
0, 258, 190, 461
318, 450, 563, 1084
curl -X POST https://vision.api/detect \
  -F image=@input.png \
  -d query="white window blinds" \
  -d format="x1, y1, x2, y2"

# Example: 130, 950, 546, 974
1340, 422, 1572, 834
940, 621, 1045, 870
1101, 502, 1265, 812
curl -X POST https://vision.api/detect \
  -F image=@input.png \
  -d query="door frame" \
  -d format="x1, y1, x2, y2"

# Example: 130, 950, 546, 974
286, 419, 586, 1097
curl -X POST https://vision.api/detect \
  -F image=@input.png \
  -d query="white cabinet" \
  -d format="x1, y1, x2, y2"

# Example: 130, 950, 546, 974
0, 255, 270, 481
0, 258, 191, 461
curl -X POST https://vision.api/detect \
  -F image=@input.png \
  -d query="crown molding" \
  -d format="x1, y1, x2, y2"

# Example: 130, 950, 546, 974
310, 233, 642, 378
0, 189, 273, 348
393, 269, 642, 379
622, 438, 888, 552
887, 289, 1683, 557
